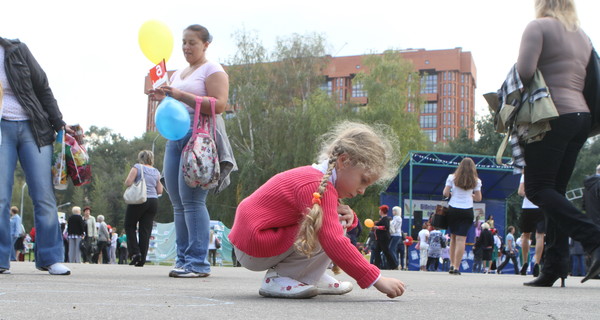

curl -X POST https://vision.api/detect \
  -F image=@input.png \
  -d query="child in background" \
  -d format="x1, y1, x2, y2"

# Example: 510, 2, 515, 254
229, 122, 405, 299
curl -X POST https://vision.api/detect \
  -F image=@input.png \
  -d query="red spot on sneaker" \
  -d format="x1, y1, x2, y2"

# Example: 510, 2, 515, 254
286, 286, 292, 291
334, 283, 339, 288
266, 278, 270, 283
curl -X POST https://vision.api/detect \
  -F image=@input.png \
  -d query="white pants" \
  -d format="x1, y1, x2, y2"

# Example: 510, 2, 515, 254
234, 245, 331, 285
420, 248, 429, 267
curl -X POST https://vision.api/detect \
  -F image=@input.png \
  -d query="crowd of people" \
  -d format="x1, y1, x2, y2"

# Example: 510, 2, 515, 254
1, 0, 600, 301
10, 205, 131, 266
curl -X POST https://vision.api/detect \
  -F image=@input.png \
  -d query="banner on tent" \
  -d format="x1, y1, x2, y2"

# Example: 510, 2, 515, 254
403, 199, 486, 220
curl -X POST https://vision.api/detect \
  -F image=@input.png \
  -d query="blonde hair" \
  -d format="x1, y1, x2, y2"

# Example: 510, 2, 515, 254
454, 157, 479, 190
392, 206, 402, 216
294, 121, 399, 256
482, 222, 490, 230
72, 206, 81, 215
138, 150, 154, 166
535, 0, 579, 31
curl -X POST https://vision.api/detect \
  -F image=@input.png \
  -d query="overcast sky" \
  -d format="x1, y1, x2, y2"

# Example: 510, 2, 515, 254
2, 0, 600, 139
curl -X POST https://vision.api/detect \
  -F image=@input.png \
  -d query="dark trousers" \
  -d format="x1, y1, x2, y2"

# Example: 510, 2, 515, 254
118, 247, 128, 264
373, 237, 397, 269
497, 251, 519, 274
82, 237, 95, 263
524, 113, 600, 277
426, 257, 440, 271
124, 198, 158, 265
208, 249, 217, 266
93, 241, 110, 264
398, 243, 406, 269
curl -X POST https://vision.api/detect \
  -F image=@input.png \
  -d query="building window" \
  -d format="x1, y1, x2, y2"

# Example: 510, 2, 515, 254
460, 100, 465, 113
424, 129, 436, 142
460, 115, 465, 127
336, 78, 345, 87
420, 115, 437, 128
321, 79, 333, 96
422, 102, 437, 113
338, 89, 345, 102
461, 74, 465, 83
420, 73, 437, 94
351, 81, 366, 98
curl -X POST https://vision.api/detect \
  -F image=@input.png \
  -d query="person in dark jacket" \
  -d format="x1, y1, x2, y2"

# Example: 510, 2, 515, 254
371, 205, 397, 270
0, 37, 74, 275
479, 223, 494, 274
67, 206, 86, 263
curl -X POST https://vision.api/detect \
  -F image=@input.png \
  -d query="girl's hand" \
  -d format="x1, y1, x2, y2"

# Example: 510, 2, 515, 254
374, 276, 406, 298
337, 204, 354, 226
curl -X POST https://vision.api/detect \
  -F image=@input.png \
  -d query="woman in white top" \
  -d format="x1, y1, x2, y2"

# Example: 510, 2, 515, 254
388, 206, 403, 270
417, 223, 429, 271
443, 157, 482, 275
518, 172, 545, 277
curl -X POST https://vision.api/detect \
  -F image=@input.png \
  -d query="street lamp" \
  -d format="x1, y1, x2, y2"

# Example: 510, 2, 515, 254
57, 202, 71, 209
151, 134, 160, 154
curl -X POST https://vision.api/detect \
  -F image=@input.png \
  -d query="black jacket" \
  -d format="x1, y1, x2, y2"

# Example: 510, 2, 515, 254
67, 214, 86, 236
1, 38, 65, 147
583, 174, 600, 226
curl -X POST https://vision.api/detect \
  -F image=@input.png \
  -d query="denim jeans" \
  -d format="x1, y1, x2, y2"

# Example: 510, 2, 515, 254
0, 121, 64, 270
388, 235, 402, 268
524, 112, 600, 277
164, 131, 211, 274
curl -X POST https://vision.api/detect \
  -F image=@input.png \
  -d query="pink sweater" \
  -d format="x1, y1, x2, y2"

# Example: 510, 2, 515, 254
228, 166, 380, 288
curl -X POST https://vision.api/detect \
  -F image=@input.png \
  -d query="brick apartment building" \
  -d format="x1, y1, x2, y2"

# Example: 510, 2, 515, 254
144, 47, 476, 143
321, 48, 477, 143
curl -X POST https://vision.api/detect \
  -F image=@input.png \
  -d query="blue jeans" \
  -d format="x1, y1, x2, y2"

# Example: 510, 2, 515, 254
388, 235, 401, 268
164, 131, 211, 273
0, 121, 64, 269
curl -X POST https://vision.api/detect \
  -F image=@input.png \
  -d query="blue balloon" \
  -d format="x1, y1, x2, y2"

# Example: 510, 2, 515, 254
155, 97, 191, 140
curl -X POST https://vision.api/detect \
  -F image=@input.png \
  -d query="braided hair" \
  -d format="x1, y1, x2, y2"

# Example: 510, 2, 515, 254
294, 121, 400, 257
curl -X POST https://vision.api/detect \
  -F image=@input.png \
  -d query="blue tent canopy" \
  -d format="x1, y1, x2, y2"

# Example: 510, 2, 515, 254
380, 151, 521, 272
386, 151, 520, 200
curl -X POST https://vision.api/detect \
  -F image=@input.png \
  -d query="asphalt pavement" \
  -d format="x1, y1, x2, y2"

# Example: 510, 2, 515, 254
0, 262, 598, 320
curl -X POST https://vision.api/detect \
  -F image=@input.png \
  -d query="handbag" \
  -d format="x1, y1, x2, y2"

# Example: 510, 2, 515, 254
123, 164, 147, 204
182, 96, 220, 189
584, 47, 600, 137
431, 200, 449, 229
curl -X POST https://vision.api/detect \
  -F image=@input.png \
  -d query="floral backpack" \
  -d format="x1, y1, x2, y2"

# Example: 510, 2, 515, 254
182, 96, 220, 189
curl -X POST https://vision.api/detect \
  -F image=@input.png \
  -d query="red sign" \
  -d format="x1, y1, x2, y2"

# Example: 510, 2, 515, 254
149, 59, 169, 89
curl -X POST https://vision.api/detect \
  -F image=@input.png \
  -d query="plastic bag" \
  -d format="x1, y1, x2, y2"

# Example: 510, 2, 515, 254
52, 130, 68, 190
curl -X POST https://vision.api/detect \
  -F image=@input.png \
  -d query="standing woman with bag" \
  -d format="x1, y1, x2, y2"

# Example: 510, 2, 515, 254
123, 150, 162, 267
148, 24, 236, 278
443, 157, 482, 275
0, 37, 73, 275
518, 0, 600, 287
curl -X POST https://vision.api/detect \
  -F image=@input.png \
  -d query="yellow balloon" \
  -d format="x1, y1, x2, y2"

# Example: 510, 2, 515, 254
364, 219, 374, 228
138, 20, 174, 64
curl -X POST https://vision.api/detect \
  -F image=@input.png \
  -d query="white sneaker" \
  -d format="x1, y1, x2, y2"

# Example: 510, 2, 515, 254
0, 268, 11, 274
259, 270, 318, 299
316, 273, 353, 295
170, 269, 209, 278
38, 263, 71, 275
168, 268, 185, 277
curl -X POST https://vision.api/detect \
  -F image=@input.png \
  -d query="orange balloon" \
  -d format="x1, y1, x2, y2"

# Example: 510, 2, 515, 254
364, 219, 374, 228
